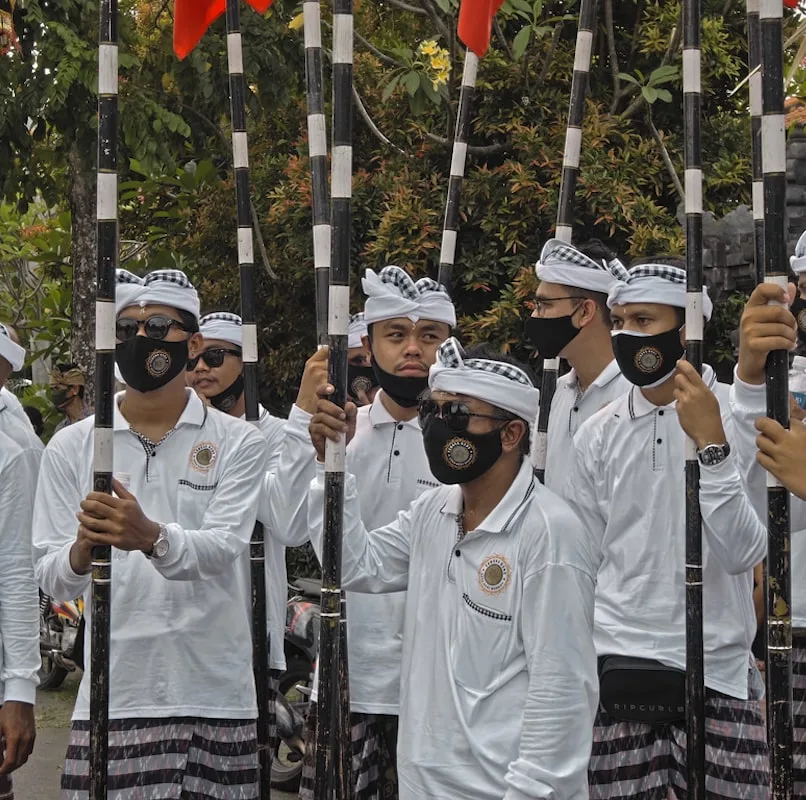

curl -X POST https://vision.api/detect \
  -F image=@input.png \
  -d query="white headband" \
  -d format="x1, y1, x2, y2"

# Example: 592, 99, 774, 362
362, 266, 456, 327
348, 313, 367, 349
429, 338, 539, 425
0, 324, 24, 372
536, 238, 625, 294
115, 269, 200, 322
200, 312, 243, 348
607, 263, 713, 322
791, 231, 806, 274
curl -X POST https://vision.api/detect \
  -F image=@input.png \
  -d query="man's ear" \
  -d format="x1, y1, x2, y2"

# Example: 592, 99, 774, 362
679, 324, 686, 348
362, 334, 373, 358
188, 332, 204, 359
500, 419, 527, 454
577, 298, 598, 329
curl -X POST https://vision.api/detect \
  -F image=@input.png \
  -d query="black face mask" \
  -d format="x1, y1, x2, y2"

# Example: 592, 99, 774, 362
611, 327, 684, 388
209, 374, 244, 412
50, 388, 71, 409
524, 310, 581, 359
370, 359, 428, 408
116, 336, 189, 393
347, 364, 379, 403
421, 415, 504, 485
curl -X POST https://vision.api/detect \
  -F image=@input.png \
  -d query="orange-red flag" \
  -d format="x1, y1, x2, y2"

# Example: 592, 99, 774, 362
174, 0, 273, 60
457, 0, 504, 58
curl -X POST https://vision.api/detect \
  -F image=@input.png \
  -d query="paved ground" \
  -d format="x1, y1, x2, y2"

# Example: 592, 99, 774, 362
13, 672, 296, 799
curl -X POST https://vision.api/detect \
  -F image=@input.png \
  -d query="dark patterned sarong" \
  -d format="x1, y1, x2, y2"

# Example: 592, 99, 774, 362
61, 717, 258, 799
793, 639, 806, 798
589, 687, 769, 800
298, 703, 398, 800
0, 774, 12, 800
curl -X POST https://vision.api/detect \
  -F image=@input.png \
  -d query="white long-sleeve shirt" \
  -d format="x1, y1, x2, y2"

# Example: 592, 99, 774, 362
532, 359, 630, 495
566, 367, 766, 699
729, 373, 806, 625
267, 391, 439, 714
0, 388, 43, 489
0, 430, 40, 706
32, 390, 267, 720
309, 458, 598, 800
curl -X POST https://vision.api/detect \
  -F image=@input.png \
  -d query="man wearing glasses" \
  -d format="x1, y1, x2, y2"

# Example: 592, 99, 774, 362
307, 337, 598, 800
524, 239, 629, 494
190, 310, 288, 757
32, 269, 268, 799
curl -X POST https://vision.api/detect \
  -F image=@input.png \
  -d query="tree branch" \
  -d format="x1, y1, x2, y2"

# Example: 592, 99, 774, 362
424, 132, 511, 156
419, 0, 453, 46
646, 110, 684, 203
539, 23, 564, 83
494, 19, 514, 61
250, 197, 279, 281
353, 87, 409, 155
383, 0, 428, 15
605, 0, 621, 114
355, 30, 407, 68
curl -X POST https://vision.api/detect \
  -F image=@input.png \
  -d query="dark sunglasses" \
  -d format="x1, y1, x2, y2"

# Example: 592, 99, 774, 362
418, 397, 513, 433
186, 347, 242, 371
116, 315, 191, 342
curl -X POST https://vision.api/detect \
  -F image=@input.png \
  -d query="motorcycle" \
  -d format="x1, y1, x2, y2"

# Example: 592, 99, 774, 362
39, 592, 84, 690
271, 577, 321, 792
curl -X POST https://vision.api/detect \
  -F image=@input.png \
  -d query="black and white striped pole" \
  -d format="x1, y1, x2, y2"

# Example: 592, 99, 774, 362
534, 0, 596, 483
314, 0, 353, 795
304, 0, 331, 345
747, 0, 765, 284
90, 1, 118, 796
437, 49, 478, 293
224, 2, 272, 795
681, 0, 706, 789
759, 0, 793, 793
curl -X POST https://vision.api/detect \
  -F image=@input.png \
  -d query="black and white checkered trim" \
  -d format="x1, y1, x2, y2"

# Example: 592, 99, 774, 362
143, 269, 195, 289
200, 312, 242, 326
349, 312, 364, 325
0, 324, 10, 340
377, 266, 448, 301
621, 263, 686, 284
539, 240, 622, 274
436, 338, 534, 387
116, 268, 143, 285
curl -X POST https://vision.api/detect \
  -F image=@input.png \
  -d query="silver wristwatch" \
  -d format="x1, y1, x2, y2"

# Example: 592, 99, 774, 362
697, 442, 731, 467
145, 523, 170, 560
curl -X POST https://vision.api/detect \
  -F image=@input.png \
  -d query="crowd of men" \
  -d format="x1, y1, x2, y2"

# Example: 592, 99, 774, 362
1, 235, 806, 800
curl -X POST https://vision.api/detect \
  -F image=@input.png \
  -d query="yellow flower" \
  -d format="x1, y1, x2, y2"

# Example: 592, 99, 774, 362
418, 39, 439, 56
430, 53, 450, 72
288, 12, 305, 30
432, 79, 440, 91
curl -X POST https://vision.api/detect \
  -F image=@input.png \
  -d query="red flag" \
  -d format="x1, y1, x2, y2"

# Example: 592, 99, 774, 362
457, 0, 504, 58
174, 0, 273, 60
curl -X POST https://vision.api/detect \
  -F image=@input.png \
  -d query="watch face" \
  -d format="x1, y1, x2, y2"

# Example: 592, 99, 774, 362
699, 444, 728, 466
153, 538, 169, 558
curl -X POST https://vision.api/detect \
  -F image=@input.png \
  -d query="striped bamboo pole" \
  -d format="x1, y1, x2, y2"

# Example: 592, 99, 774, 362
314, 0, 353, 795
437, 50, 479, 293
224, 2, 272, 795
682, 0, 706, 790
534, 0, 596, 483
304, 0, 331, 345
747, 0, 765, 284
759, 0, 793, 793
90, 1, 118, 796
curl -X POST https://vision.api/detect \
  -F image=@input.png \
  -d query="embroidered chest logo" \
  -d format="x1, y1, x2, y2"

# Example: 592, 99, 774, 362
798, 309, 806, 332
146, 349, 172, 377
634, 345, 662, 374
190, 442, 218, 473
478, 554, 512, 595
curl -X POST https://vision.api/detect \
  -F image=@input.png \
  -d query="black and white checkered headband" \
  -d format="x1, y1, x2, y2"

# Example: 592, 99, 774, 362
536, 239, 625, 294
362, 265, 456, 327
114, 268, 200, 320
792, 230, 806, 274
200, 312, 243, 348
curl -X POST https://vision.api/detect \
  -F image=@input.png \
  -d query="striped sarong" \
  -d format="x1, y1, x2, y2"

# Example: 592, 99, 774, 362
589, 689, 769, 799
793, 639, 806, 798
0, 775, 12, 800
298, 703, 398, 800
61, 717, 258, 799
268, 669, 280, 754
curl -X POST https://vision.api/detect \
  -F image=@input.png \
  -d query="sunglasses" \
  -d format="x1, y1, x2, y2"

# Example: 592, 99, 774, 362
418, 397, 513, 433
186, 347, 242, 371
116, 315, 191, 342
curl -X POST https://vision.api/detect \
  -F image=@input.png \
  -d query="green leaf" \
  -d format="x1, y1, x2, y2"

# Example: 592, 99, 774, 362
382, 74, 401, 101
508, 0, 533, 13
655, 88, 673, 102
642, 86, 658, 103
512, 26, 532, 60
420, 76, 442, 106
617, 72, 640, 86
403, 71, 420, 96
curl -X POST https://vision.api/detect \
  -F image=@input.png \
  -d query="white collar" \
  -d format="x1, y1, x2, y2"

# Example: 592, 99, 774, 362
567, 358, 622, 393
628, 364, 717, 419
114, 388, 208, 431
367, 390, 421, 430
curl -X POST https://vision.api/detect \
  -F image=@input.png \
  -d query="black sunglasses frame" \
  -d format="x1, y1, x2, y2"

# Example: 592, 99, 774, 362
418, 397, 513, 433
116, 315, 191, 342
186, 347, 243, 371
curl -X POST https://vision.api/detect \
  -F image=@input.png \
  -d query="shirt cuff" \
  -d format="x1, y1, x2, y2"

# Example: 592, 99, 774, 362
56, 541, 93, 597
148, 522, 185, 572
4, 678, 36, 705
732, 367, 766, 412
288, 404, 313, 433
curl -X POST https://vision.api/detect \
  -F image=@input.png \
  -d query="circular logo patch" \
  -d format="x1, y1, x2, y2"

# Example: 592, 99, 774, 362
478, 554, 511, 595
634, 345, 662, 374
190, 442, 218, 472
146, 349, 171, 377
351, 375, 373, 396
443, 438, 477, 470
798, 309, 806, 333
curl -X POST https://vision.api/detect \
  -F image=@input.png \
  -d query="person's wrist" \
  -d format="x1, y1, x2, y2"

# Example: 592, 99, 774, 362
737, 354, 765, 385
69, 540, 93, 575
694, 431, 727, 451
141, 520, 161, 554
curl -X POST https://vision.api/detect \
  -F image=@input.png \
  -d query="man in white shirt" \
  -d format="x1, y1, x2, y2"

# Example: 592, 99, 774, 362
347, 312, 378, 408
0, 421, 39, 798
566, 259, 770, 799
291, 266, 455, 800
0, 324, 43, 486
49, 364, 92, 433
307, 337, 598, 800
32, 269, 268, 800
525, 239, 629, 492
189, 310, 287, 752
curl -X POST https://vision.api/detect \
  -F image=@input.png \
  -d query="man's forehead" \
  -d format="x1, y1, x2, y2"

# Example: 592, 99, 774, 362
610, 302, 670, 316
202, 338, 239, 351
118, 303, 182, 320
377, 317, 446, 332
534, 281, 571, 298
431, 389, 491, 409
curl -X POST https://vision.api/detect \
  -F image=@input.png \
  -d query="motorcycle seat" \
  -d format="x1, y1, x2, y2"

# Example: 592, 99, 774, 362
290, 577, 322, 599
